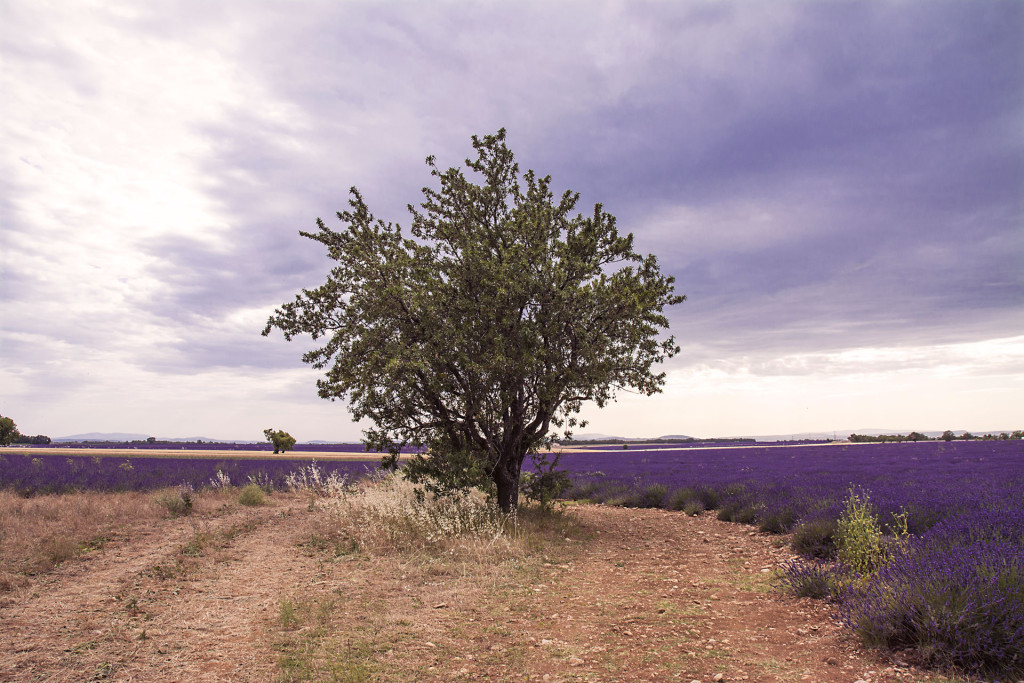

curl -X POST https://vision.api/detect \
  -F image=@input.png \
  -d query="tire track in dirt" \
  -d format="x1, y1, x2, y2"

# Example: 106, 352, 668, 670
0, 497, 313, 682
107, 502, 324, 682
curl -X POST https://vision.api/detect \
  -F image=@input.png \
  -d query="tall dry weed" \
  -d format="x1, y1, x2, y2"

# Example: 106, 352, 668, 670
284, 460, 352, 498
309, 474, 577, 561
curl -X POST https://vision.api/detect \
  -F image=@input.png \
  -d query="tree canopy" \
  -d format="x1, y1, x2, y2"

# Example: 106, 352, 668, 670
264, 130, 684, 511
0, 415, 19, 446
264, 428, 297, 454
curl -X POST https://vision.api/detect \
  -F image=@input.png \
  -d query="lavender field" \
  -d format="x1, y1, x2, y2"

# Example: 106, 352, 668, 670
24, 442, 412, 453
556, 439, 1024, 676
0, 452, 381, 495
559, 440, 1024, 530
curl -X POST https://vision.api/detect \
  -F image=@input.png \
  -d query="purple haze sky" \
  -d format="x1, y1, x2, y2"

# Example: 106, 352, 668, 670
1, 1, 1022, 441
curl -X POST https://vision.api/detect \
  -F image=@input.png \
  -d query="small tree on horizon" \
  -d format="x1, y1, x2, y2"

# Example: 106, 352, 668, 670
263, 428, 297, 454
263, 130, 684, 512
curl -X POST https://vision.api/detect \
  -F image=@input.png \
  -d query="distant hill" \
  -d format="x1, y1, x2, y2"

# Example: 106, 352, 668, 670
54, 432, 224, 443
569, 433, 621, 441
305, 440, 362, 445
54, 432, 152, 442
159, 436, 224, 443
569, 433, 695, 443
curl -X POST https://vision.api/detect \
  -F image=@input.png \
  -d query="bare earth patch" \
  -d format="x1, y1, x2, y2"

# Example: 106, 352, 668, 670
1, 496, 951, 682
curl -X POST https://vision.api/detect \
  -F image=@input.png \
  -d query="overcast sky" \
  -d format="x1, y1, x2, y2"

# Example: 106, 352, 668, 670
2, 1, 1022, 441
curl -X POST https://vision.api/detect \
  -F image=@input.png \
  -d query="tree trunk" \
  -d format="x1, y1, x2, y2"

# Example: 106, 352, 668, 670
493, 452, 523, 513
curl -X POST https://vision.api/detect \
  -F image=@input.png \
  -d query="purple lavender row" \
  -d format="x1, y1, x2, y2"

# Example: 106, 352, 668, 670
21, 442, 420, 453
552, 440, 1024, 531
0, 453, 381, 494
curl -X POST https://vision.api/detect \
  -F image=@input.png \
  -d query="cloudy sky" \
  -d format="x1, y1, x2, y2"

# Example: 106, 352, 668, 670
2, 1, 1021, 441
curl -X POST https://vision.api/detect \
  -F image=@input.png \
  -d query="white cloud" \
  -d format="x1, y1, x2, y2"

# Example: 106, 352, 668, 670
580, 336, 1024, 437
1, 1, 1020, 440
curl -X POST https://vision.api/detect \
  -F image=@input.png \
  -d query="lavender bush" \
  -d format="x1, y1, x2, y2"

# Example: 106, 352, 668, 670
776, 558, 843, 601
841, 530, 1024, 675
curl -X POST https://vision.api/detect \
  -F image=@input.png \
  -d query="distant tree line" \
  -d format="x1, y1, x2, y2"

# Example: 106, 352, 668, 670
849, 430, 1024, 443
559, 437, 757, 446
12, 434, 52, 444
0, 414, 51, 445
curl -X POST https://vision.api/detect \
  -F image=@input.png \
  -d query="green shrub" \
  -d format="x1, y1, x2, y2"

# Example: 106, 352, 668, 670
593, 483, 635, 506
835, 488, 907, 575
585, 483, 630, 505
520, 451, 571, 512
605, 492, 639, 507
238, 483, 266, 507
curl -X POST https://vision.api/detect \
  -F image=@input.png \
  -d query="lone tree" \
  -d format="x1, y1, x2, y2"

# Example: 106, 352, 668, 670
264, 130, 684, 511
263, 428, 297, 454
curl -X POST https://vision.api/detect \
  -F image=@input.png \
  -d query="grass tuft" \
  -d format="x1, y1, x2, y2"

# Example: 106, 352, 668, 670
683, 500, 705, 516
155, 483, 194, 517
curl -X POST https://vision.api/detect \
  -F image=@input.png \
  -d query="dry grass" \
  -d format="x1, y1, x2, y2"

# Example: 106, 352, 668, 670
0, 487, 238, 591
306, 473, 579, 561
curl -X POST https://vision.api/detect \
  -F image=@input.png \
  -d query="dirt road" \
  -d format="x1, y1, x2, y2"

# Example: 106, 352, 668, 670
0, 497, 931, 682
